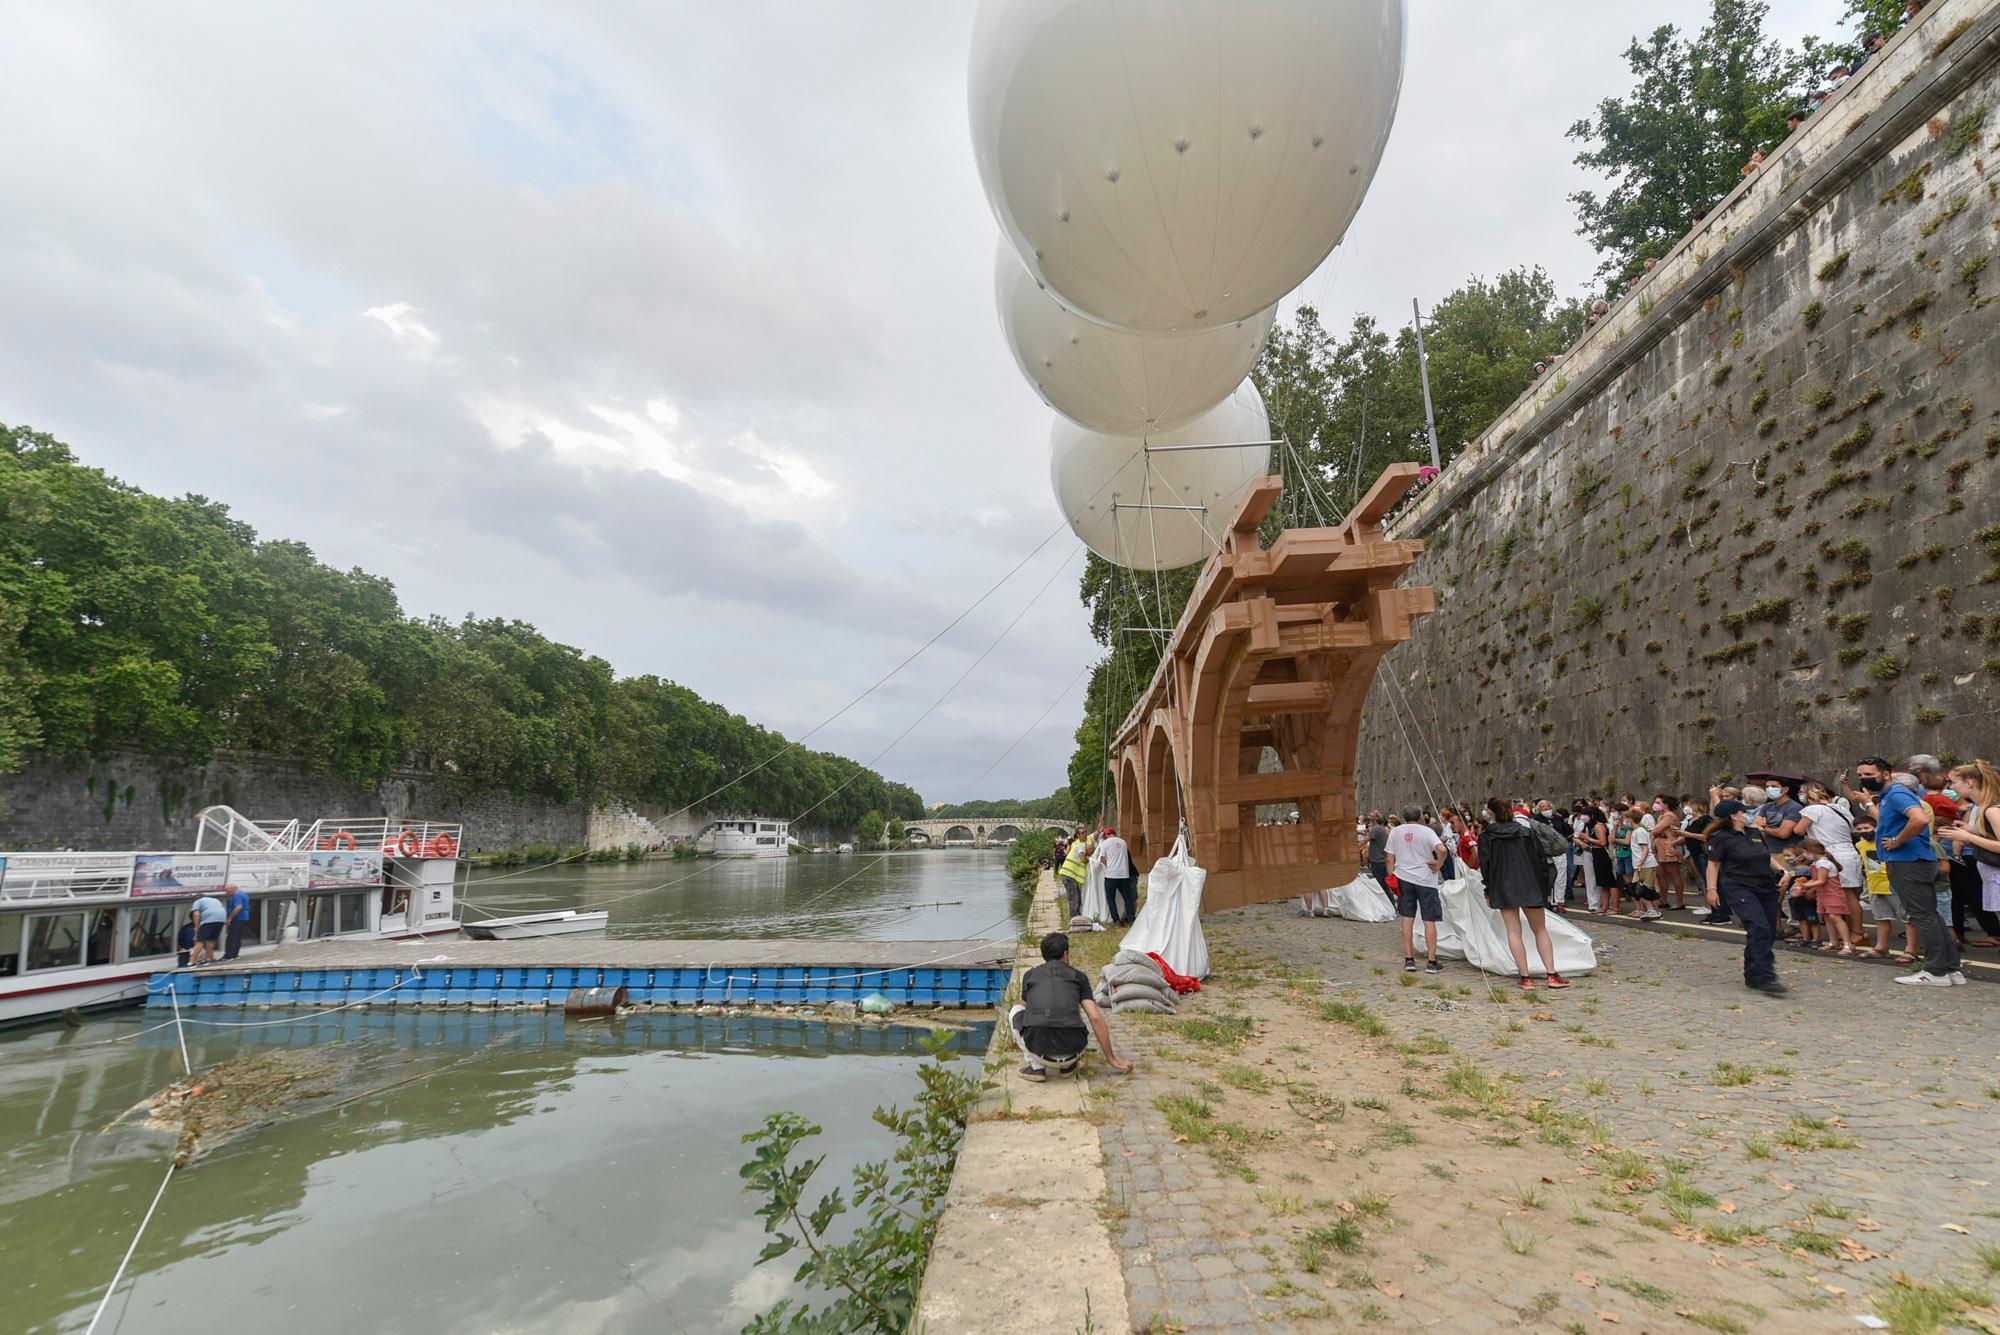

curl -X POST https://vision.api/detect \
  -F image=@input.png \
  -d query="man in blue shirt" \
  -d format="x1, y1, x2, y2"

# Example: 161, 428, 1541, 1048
1874, 769, 1960, 986
190, 895, 225, 967
222, 885, 252, 961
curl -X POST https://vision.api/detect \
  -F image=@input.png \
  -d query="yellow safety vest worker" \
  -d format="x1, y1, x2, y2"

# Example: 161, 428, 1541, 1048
1060, 840, 1090, 884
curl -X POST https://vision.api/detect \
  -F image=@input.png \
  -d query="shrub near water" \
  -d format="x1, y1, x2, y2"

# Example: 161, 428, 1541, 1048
1006, 828, 1058, 888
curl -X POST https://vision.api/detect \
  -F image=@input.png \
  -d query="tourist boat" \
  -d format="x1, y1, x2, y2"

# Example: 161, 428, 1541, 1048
710, 817, 790, 859
458, 909, 610, 940
0, 805, 464, 1028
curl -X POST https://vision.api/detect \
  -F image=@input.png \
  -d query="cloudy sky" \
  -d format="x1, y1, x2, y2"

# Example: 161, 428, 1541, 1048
1, 1, 1836, 805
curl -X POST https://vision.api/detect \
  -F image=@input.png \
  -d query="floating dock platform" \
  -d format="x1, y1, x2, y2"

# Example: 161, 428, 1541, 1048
147, 938, 1015, 1011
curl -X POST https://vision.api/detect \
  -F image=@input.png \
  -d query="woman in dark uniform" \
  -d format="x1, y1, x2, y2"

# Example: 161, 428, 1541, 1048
1705, 799, 1788, 995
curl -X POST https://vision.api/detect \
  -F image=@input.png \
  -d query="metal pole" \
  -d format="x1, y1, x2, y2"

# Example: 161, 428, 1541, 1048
1109, 502, 1207, 513
1411, 297, 1442, 472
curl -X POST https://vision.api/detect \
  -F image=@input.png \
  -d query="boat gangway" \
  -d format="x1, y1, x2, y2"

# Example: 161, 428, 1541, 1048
147, 937, 1016, 1011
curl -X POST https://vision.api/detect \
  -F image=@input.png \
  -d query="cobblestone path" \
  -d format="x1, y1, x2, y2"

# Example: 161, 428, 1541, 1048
1089, 903, 2000, 1332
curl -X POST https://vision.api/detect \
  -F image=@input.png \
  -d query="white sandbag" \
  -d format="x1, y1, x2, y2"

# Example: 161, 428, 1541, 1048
1111, 995, 1178, 1013
1081, 860, 1111, 922
1112, 949, 1160, 970
1436, 877, 1598, 975
1325, 872, 1397, 923
1101, 960, 1167, 989
1121, 834, 1209, 979
1104, 980, 1177, 1008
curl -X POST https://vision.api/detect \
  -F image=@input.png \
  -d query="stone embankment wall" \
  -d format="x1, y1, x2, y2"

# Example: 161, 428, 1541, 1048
1357, 1, 2000, 810
0, 748, 586, 853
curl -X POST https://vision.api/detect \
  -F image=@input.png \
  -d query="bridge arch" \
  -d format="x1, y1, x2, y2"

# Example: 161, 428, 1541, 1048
990, 824, 1023, 843
943, 824, 975, 845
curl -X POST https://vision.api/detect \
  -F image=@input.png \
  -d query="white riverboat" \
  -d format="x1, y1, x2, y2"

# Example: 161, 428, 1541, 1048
709, 817, 790, 859
459, 909, 610, 940
0, 805, 464, 1028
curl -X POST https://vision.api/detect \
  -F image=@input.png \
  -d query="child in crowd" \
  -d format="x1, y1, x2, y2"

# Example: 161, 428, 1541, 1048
1607, 809, 1631, 917
1793, 838, 1853, 954
1783, 845, 1821, 947
1855, 827, 1917, 963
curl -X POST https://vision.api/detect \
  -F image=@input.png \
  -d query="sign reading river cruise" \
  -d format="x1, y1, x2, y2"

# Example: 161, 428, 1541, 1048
0, 805, 463, 1027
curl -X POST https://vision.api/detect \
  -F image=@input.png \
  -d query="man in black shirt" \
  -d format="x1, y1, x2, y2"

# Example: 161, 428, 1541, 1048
1009, 932, 1133, 1081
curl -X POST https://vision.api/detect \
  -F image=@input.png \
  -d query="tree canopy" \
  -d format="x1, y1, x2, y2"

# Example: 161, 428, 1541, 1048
0, 425, 922, 830
1567, 0, 1847, 284
924, 790, 1075, 821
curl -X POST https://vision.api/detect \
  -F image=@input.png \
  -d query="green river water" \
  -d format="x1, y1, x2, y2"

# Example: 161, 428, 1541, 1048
0, 849, 1020, 1335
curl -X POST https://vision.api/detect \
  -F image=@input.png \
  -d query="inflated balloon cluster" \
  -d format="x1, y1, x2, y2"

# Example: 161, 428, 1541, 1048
969, 0, 1407, 570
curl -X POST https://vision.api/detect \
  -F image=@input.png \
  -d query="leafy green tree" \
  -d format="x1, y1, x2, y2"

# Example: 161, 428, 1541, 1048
1567, 0, 1818, 283
885, 815, 905, 847
855, 808, 886, 847
0, 423, 926, 824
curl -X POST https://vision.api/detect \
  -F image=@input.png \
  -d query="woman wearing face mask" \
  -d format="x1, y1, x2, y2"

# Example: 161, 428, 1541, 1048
1800, 781, 1864, 947
1652, 797, 1687, 911
1941, 761, 2000, 946
1705, 799, 1788, 995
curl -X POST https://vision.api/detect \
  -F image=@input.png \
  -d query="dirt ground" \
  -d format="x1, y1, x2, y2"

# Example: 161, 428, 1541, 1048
1082, 918, 2000, 1333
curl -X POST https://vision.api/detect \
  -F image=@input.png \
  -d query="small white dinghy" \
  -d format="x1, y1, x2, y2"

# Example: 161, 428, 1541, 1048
459, 910, 610, 940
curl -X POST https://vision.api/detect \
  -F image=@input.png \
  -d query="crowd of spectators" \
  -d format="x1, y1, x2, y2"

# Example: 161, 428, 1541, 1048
1359, 746, 2000, 994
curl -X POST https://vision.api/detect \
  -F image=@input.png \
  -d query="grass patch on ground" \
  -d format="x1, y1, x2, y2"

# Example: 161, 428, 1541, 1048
1174, 1013, 1255, 1049
1871, 1275, 1993, 1334
1315, 999, 1391, 1036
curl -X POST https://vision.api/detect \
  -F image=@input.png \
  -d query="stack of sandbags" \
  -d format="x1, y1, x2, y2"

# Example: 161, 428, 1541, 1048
1094, 949, 1179, 1013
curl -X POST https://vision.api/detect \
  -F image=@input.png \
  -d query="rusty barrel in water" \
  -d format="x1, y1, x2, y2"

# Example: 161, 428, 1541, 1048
563, 986, 628, 1017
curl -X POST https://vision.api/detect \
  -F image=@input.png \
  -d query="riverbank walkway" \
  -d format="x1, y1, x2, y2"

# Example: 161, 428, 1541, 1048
917, 873, 1131, 1334
1061, 899, 2000, 1332
152, 938, 1016, 1010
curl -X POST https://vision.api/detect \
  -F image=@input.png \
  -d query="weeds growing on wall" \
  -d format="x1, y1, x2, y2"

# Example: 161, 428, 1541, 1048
739, 1030, 978, 1334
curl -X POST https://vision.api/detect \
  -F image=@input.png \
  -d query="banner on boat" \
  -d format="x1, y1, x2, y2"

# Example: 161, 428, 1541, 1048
131, 853, 231, 897
228, 851, 312, 894
309, 848, 383, 888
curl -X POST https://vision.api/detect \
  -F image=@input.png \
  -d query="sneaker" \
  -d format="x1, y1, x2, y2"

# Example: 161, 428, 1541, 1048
1018, 1064, 1047, 1082
1403, 958, 1417, 973
1689, 907, 1711, 917
1424, 959, 1444, 975
1750, 979, 1790, 996
1948, 971, 1969, 986
1543, 973, 1573, 990
1517, 976, 1536, 991
1893, 971, 1953, 987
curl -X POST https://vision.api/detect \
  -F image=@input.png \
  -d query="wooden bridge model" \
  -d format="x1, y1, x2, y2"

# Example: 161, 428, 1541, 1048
1111, 465, 1435, 911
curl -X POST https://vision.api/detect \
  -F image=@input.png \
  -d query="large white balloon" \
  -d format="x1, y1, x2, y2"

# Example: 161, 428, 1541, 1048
971, 0, 1406, 333
1051, 381, 1271, 570
996, 240, 1273, 435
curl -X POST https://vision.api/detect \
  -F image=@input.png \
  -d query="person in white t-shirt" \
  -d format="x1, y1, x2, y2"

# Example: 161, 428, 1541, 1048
1385, 804, 1447, 974
1629, 810, 1662, 919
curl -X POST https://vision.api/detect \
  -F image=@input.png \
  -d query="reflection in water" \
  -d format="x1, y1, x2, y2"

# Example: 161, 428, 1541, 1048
1, 851, 1018, 1334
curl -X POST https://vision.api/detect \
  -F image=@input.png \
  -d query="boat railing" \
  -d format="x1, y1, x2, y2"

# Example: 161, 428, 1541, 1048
194, 805, 290, 852
0, 853, 137, 903
295, 818, 465, 857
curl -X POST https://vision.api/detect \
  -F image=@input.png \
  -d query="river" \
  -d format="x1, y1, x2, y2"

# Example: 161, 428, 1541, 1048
0, 849, 1021, 1335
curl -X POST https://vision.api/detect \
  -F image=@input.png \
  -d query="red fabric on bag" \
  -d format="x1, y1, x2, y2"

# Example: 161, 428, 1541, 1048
1146, 951, 1201, 994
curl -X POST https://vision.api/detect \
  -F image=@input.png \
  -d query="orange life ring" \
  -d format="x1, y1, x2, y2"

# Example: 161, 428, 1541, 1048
427, 833, 458, 860
331, 830, 356, 850
397, 830, 422, 858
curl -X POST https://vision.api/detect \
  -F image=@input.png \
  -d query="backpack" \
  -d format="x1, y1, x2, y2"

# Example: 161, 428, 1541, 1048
1530, 819, 1568, 860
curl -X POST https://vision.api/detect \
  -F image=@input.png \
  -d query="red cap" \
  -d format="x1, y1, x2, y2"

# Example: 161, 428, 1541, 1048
1103, 827, 1115, 837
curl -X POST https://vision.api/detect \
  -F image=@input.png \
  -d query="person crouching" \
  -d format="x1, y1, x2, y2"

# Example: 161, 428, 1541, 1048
1009, 932, 1133, 1082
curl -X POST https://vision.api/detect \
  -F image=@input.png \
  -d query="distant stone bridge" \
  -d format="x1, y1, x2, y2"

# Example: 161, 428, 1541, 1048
897, 816, 1078, 848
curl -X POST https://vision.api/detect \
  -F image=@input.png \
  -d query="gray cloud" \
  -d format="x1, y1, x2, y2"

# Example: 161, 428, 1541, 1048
0, 0, 1841, 802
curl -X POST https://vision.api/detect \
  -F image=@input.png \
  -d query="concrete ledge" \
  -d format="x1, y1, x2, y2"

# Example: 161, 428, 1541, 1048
918, 872, 1130, 1334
